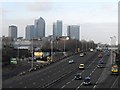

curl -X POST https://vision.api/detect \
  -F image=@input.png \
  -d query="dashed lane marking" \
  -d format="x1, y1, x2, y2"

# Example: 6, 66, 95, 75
66, 81, 71, 85
110, 76, 119, 88
61, 85, 66, 88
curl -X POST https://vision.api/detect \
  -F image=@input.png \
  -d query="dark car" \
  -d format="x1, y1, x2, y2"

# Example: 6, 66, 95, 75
74, 73, 82, 80
99, 59, 104, 64
83, 77, 91, 85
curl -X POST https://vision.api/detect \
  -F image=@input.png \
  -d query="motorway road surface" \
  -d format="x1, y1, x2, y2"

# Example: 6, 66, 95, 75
3, 51, 97, 88
49, 52, 110, 89
3, 51, 118, 89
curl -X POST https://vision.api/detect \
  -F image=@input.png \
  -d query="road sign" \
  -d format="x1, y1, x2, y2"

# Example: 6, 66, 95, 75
10, 58, 17, 64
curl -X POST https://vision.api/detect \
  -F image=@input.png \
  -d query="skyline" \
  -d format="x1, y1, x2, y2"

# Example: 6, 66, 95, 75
1, 0, 119, 44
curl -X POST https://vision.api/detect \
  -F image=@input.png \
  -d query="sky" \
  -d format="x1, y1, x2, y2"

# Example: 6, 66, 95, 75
0, 0, 119, 44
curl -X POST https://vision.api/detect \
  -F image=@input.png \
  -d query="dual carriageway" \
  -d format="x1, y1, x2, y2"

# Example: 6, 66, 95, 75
2, 50, 119, 89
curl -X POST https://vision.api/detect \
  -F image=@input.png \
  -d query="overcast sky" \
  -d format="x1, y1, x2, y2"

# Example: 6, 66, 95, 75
0, 0, 119, 44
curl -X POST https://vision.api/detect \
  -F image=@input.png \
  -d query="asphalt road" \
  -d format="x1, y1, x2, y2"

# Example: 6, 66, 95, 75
49, 52, 109, 89
95, 70, 119, 89
2, 51, 97, 88
3, 51, 117, 89
2, 61, 31, 81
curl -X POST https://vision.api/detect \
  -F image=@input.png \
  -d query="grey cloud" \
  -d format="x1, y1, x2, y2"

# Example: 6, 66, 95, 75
27, 2, 53, 12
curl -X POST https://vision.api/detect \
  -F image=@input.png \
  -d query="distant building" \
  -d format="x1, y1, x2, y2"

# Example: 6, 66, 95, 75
8, 25, 17, 40
34, 17, 45, 39
25, 25, 35, 40
53, 20, 62, 38
67, 25, 80, 40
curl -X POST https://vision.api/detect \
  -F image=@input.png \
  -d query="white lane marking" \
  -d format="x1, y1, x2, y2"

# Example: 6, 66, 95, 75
61, 85, 66, 88
72, 78, 74, 81
80, 82, 83, 86
110, 76, 119, 88
76, 82, 83, 90
76, 86, 80, 90
89, 67, 97, 76
76, 58, 98, 89
66, 81, 71, 85
62, 57, 98, 89
93, 85, 97, 88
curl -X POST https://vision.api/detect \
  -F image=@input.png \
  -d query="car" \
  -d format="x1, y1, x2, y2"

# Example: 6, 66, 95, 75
97, 64, 103, 68
80, 53, 84, 57
74, 73, 82, 80
79, 64, 84, 69
90, 49, 93, 52
99, 59, 104, 64
69, 60, 74, 64
83, 76, 91, 85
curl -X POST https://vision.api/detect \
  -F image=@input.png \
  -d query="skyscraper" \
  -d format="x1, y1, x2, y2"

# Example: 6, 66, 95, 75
25, 25, 35, 40
8, 25, 17, 39
34, 17, 45, 39
53, 20, 62, 38
67, 25, 80, 40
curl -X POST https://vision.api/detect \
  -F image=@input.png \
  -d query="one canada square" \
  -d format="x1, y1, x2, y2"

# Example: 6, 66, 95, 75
34, 17, 45, 39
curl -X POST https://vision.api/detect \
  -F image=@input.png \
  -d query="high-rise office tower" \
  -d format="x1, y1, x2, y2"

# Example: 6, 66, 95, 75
53, 20, 62, 38
34, 17, 45, 39
25, 25, 35, 40
67, 25, 80, 40
8, 25, 17, 39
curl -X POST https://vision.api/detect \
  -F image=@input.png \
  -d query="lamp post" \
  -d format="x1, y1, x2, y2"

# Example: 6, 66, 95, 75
110, 37, 113, 65
17, 40, 20, 61
85, 37, 88, 51
64, 39, 65, 53
31, 38, 34, 68
81, 36, 84, 52
51, 37, 53, 62
75, 39, 77, 53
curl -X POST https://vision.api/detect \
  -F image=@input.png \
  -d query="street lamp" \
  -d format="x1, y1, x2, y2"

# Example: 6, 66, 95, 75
85, 37, 88, 51
51, 36, 53, 62
76, 39, 77, 53
17, 41, 20, 61
31, 38, 34, 68
64, 39, 65, 53
63, 37, 69, 55
110, 37, 113, 65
